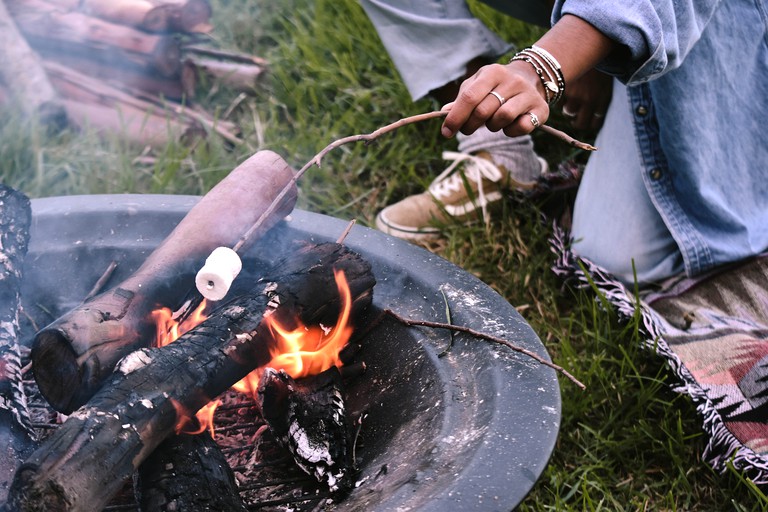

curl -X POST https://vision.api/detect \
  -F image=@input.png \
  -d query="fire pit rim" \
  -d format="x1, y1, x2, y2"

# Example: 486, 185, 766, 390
25, 193, 562, 511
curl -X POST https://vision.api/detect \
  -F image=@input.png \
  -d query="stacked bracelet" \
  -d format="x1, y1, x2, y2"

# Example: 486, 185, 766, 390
510, 45, 565, 105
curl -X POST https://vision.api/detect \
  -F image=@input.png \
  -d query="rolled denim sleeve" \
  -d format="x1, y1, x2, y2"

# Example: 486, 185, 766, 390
551, 0, 722, 84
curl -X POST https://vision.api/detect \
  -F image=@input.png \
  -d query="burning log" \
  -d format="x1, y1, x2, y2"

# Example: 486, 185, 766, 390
0, 186, 37, 505
31, 150, 298, 414
0, 1, 67, 129
135, 433, 248, 512
7, 242, 375, 512
257, 366, 355, 494
8, 0, 183, 78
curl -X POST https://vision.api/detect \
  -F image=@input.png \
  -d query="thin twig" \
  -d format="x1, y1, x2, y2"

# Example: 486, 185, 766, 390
538, 124, 597, 151
437, 288, 455, 358
83, 260, 118, 302
384, 308, 585, 390
336, 219, 357, 244
231, 111, 445, 252
232, 109, 593, 253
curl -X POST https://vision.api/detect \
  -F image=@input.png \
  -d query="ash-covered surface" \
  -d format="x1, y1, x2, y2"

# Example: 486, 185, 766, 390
12, 196, 561, 512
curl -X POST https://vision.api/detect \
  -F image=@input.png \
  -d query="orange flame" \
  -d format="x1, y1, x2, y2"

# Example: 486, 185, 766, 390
152, 269, 354, 435
170, 398, 221, 437
151, 300, 208, 349
234, 269, 354, 396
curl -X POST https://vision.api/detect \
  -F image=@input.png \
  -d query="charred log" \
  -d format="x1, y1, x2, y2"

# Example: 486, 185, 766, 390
135, 433, 247, 512
8, 243, 374, 512
31, 150, 298, 414
0, 186, 36, 505
258, 366, 355, 494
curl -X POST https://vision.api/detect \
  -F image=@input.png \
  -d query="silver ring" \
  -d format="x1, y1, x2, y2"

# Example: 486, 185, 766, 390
528, 112, 540, 128
562, 106, 577, 118
488, 91, 505, 106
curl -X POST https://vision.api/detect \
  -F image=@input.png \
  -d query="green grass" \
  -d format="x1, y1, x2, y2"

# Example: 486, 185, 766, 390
2, 0, 767, 510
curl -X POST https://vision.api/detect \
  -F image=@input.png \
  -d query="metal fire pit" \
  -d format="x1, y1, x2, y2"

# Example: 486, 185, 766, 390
20, 194, 561, 511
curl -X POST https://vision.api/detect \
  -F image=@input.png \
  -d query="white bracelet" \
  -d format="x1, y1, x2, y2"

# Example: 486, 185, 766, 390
510, 46, 566, 105
532, 44, 562, 72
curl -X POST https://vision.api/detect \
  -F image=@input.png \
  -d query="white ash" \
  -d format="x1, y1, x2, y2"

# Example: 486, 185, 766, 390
288, 422, 332, 465
116, 350, 153, 374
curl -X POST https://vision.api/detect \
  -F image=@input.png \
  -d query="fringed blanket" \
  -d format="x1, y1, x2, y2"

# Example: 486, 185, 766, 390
551, 226, 768, 484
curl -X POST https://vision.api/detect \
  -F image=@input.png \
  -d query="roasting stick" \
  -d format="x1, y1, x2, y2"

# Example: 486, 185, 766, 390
194, 110, 593, 303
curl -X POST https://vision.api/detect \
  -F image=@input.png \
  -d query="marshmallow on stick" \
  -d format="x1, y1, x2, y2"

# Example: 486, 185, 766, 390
195, 246, 243, 301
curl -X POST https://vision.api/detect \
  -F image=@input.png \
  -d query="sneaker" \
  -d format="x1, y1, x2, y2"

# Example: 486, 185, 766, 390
375, 151, 548, 240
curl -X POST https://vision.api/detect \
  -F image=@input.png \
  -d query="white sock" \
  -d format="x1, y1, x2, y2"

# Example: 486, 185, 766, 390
457, 126, 544, 182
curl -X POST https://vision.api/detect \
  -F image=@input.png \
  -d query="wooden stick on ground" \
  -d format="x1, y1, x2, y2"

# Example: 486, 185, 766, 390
0, 0, 67, 129
383, 308, 585, 390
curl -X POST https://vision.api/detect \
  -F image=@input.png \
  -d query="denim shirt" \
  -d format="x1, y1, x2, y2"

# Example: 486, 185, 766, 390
552, 0, 768, 276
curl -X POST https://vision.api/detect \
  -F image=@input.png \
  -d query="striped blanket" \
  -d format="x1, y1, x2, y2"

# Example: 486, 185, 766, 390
552, 227, 768, 483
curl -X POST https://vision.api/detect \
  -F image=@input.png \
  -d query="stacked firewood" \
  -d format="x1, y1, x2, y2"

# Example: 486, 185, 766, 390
0, 0, 267, 147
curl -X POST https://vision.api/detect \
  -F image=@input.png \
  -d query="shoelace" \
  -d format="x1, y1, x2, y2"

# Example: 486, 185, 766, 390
429, 151, 504, 224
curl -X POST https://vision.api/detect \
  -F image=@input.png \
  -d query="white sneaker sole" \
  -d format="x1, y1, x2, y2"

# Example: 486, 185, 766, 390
375, 211, 441, 241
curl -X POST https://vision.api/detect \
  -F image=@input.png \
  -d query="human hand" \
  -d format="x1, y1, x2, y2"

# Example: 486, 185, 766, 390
559, 68, 612, 131
440, 61, 550, 139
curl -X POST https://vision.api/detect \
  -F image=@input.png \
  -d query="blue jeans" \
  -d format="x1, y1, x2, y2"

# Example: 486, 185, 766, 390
360, 0, 513, 100
571, 81, 683, 285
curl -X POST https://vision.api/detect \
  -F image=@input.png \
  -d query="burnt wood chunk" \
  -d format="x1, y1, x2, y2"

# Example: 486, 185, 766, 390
136, 433, 247, 512
31, 150, 298, 414
8, 243, 374, 512
0, 186, 36, 505
258, 366, 354, 494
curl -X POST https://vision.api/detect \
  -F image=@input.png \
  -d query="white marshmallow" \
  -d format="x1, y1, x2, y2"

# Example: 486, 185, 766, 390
195, 247, 243, 301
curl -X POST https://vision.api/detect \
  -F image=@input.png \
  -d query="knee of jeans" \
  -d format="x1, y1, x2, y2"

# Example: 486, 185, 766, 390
570, 236, 683, 285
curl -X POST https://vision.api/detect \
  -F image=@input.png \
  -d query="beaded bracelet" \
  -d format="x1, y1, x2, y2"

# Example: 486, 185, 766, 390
509, 45, 565, 105
510, 54, 555, 103
516, 49, 561, 103
530, 45, 565, 100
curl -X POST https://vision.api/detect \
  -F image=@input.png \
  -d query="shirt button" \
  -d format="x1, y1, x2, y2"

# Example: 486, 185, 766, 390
636, 106, 648, 116
650, 168, 663, 180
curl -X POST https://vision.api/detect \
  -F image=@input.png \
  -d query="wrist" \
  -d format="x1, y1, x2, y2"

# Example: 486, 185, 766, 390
509, 46, 566, 105
506, 59, 549, 104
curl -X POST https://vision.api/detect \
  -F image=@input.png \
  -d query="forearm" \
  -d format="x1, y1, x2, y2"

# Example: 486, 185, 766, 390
533, 14, 616, 85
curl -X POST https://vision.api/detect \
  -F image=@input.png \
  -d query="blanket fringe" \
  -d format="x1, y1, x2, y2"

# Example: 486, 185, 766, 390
549, 224, 768, 485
